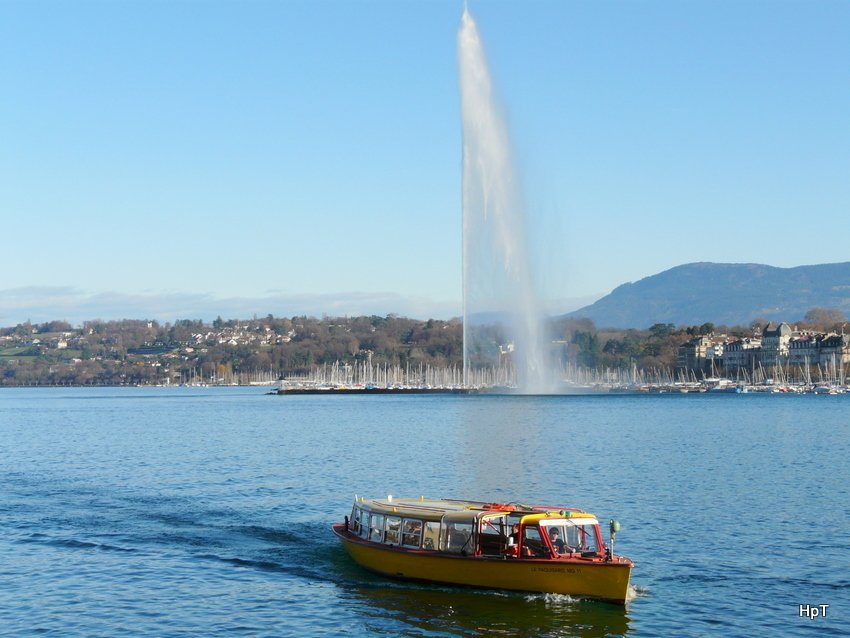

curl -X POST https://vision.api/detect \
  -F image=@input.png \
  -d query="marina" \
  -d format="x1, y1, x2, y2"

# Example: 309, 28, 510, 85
272, 361, 850, 395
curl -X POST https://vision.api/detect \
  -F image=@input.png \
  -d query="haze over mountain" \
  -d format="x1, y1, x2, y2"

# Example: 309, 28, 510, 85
567, 262, 850, 329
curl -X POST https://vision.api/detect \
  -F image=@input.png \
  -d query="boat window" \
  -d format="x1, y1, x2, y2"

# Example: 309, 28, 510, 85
369, 513, 384, 542
573, 523, 600, 554
351, 506, 361, 535
478, 515, 507, 556
543, 521, 600, 554
421, 521, 440, 550
385, 516, 401, 544
542, 523, 568, 554
564, 524, 581, 550
358, 511, 370, 539
522, 525, 548, 557
442, 522, 474, 554
402, 519, 423, 548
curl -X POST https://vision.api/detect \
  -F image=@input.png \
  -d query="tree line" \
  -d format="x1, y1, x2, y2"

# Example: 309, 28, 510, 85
0, 315, 463, 386
1, 307, 845, 386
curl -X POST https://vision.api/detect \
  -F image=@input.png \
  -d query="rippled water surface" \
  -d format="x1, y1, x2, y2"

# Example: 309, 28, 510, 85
1, 387, 848, 636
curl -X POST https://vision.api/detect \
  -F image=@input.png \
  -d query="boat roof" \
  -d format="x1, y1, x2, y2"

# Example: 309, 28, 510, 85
353, 496, 593, 523
524, 511, 599, 526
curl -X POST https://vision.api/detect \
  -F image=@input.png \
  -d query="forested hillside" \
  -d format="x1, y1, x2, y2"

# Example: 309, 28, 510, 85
569, 262, 850, 328
2, 308, 845, 386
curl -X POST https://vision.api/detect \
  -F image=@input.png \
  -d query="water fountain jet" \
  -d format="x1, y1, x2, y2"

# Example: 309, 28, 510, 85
458, 7, 556, 394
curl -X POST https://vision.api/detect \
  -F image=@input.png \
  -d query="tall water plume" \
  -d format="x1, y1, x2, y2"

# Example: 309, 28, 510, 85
458, 7, 555, 393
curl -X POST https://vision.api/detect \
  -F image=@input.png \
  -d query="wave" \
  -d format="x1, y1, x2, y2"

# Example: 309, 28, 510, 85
18, 534, 137, 554
526, 592, 578, 606
627, 582, 650, 601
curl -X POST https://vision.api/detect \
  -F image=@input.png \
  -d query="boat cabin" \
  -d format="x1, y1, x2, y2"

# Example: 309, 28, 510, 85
348, 497, 606, 560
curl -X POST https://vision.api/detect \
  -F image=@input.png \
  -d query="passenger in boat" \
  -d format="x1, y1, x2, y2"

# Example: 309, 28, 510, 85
507, 524, 520, 545
503, 524, 520, 557
548, 527, 566, 554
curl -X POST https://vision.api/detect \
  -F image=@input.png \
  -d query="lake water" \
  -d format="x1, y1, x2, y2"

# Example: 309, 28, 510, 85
1, 387, 847, 636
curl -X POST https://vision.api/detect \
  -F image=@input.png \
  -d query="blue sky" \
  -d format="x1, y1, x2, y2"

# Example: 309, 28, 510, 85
2, 0, 848, 325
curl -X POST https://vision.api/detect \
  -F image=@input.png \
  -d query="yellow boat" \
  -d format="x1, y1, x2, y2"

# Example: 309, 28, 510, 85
332, 496, 633, 604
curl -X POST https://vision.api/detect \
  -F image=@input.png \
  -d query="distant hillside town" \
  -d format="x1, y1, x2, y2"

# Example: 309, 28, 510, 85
1, 309, 848, 388
0, 315, 462, 387
677, 321, 850, 382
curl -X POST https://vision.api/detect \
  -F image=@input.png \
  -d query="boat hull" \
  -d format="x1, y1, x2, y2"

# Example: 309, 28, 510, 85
332, 524, 632, 604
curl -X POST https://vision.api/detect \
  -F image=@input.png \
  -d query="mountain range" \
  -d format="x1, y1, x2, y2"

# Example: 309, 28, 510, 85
568, 262, 850, 329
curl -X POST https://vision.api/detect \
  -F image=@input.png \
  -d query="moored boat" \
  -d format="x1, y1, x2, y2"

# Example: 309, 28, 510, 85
332, 496, 633, 604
